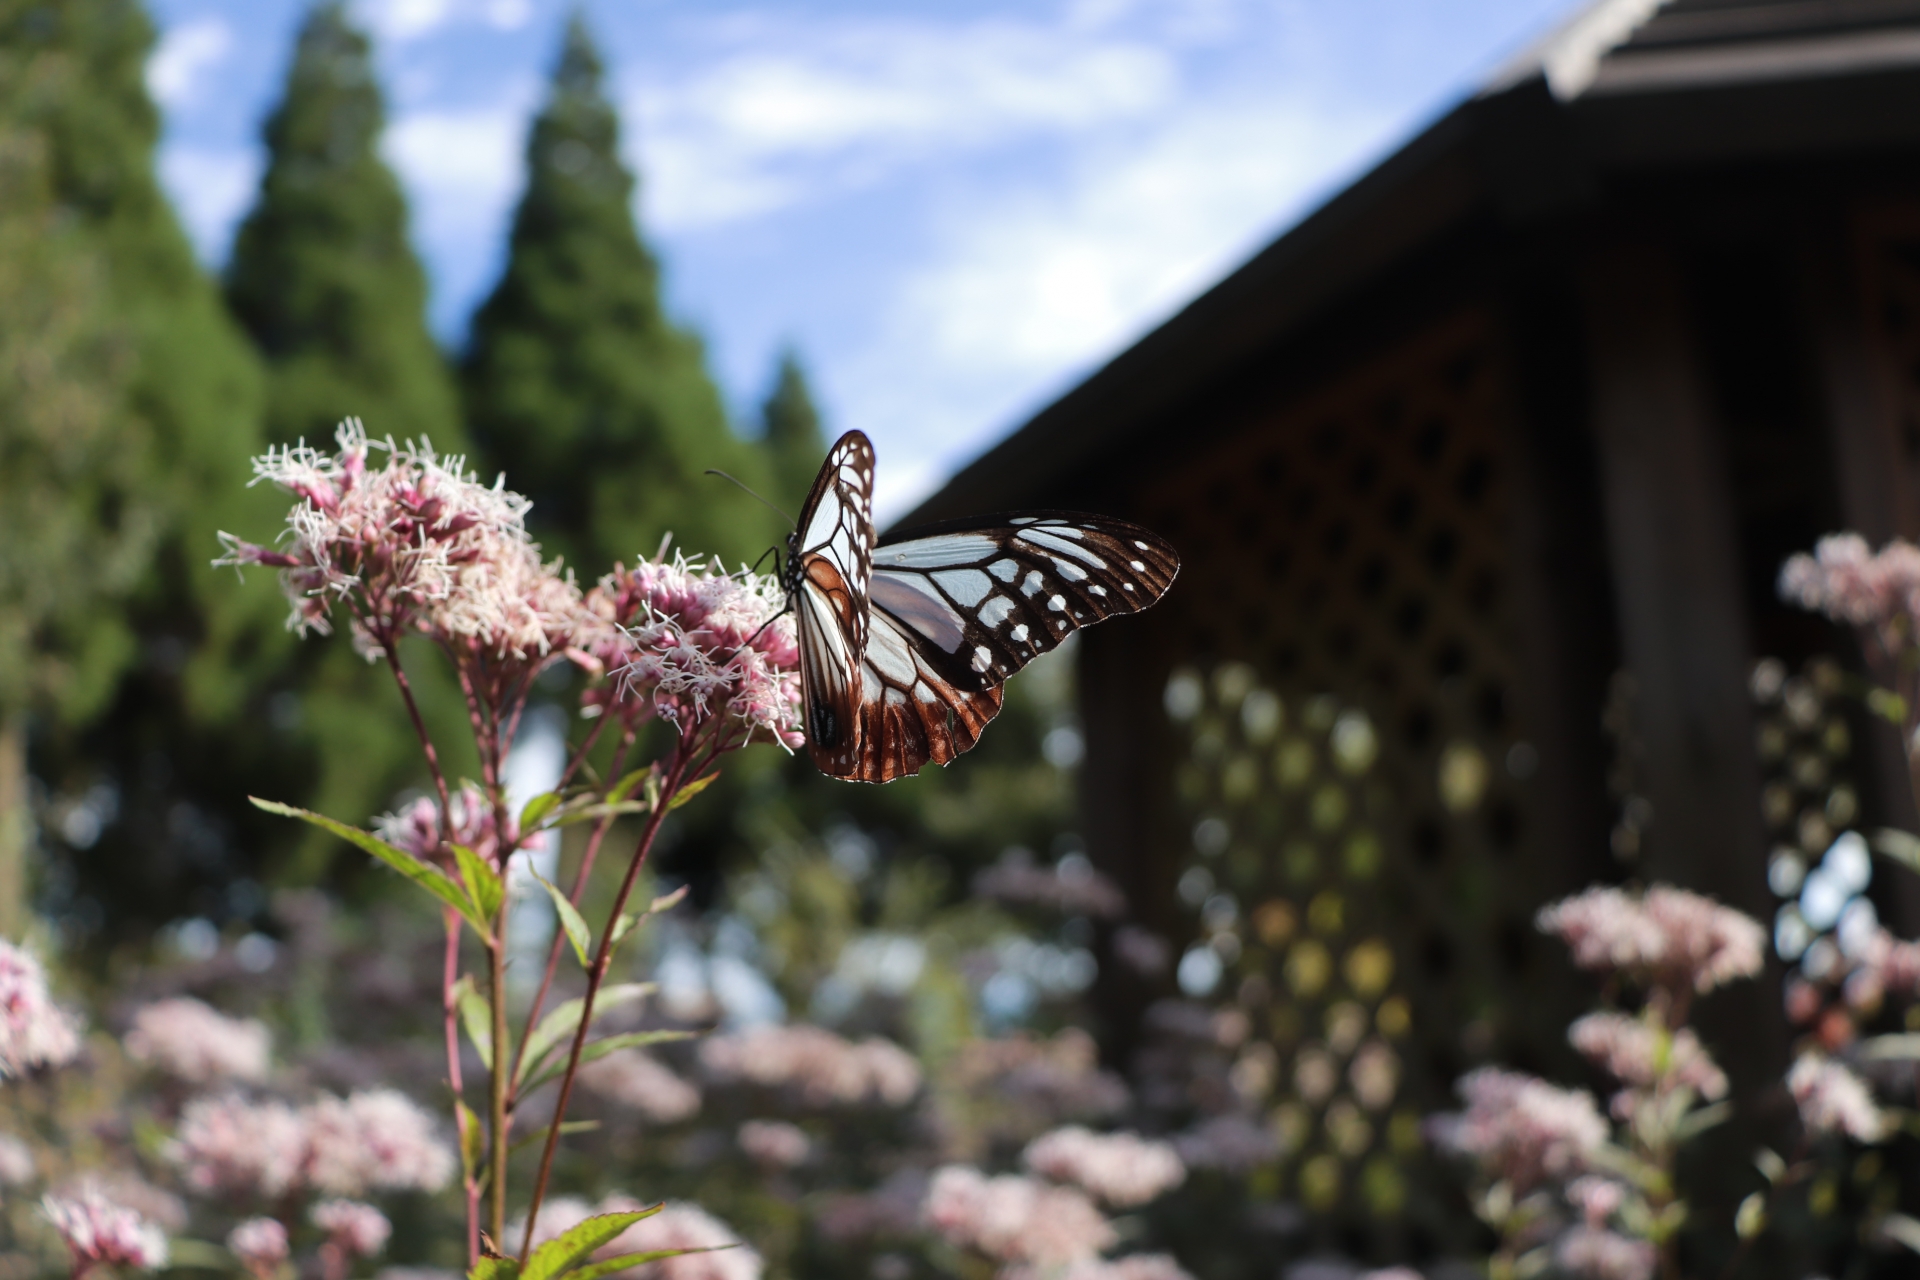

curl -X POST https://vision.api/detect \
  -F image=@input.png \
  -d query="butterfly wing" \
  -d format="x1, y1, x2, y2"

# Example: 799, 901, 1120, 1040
791, 431, 876, 777
820, 513, 1179, 783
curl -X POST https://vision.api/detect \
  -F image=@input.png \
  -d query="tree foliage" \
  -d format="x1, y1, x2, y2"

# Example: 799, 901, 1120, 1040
759, 350, 827, 521
463, 15, 778, 573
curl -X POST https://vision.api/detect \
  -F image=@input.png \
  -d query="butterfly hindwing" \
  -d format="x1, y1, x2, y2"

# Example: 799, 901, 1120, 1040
845, 609, 1005, 783
869, 513, 1180, 692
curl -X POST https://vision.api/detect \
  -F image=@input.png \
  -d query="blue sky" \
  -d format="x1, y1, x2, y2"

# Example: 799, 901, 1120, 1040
145, 0, 1579, 518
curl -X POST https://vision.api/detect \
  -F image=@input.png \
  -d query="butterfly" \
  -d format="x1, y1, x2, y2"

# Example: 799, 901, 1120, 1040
782, 429, 1180, 783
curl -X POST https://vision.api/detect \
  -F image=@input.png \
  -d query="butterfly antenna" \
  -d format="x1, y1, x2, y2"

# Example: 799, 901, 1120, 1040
705, 469, 795, 528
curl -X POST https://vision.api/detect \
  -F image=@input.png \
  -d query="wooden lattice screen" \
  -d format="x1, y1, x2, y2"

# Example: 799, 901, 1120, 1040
1133, 311, 1558, 1244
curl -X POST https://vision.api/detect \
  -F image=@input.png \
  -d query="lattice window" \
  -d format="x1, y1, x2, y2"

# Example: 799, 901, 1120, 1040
1139, 313, 1540, 1236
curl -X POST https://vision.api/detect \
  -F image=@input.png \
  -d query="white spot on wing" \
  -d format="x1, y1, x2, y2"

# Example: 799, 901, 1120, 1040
971, 645, 992, 673
1049, 557, 1088, 582
877, 535, 999, 567
932, 568, 993, 606
1134, 540, 1150, 550
1047, 594, 1066, 612
1011, 623, 1029, 642
988, 558, 1019, 583
1021, 570, 1045, 597
1018, 528, 1107, 568
1010, 517, 1037, 525
1090, 585, 1107, 597
1130, 560, 1146, 571
978, 595, 1016, 627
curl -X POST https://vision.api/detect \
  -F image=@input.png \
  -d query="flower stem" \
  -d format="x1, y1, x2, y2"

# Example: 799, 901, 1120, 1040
518, 740, 693, 1259
489, 915, 510, 1242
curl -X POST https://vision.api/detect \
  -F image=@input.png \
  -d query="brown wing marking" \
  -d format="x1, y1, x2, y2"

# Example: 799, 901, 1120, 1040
793, 430, 875, 656
797, 557, 863, 777
823, 609, 1005, 784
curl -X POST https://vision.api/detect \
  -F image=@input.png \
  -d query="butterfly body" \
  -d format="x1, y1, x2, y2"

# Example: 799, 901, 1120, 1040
786, 431, 1178, 783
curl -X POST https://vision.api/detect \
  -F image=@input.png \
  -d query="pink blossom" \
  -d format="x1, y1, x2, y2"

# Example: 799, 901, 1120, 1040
374, 782, 521, 868
41, 1190, 168, 1272
700, 1025, 921, 1107
1358, 1272, 1424, 1280
922, 1165, 1116, 1266
312, 1200, 391, 1258
577, 1050, 702, 1123
0, 1133, 34, 1186
304, 1089, 455, 1196
1566, 1176, 1628, 1227
167, 1094, 308, 1198
973, 852, 1126, 918
1846, 925, 1920, 996
1788, 1054, 1885, 1142
1023, 1127, 1185, 1207
1779, 534, 1920, 642
516, 1195, 760, 1280
737, 1120, 810, 1169
1537, 886, 1765, 994
1430, 1068, 1607, 1192
1567, 1013, 1726, 1100
0, 939, 82, 1076
217, 420, 577, 662
124, 998, 271, 1084
952, 1030, 1129, 1125
1002, 1256, 1195, 1280
1555, 1227, 1655, 1280
226, 1217, 289, 1277
578, 555, 801, 747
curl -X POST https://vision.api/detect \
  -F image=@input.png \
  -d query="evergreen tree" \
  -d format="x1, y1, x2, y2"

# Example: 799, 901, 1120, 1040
463, 14, 777, 573
226, 1, 462, 452
759, 349, 826, 519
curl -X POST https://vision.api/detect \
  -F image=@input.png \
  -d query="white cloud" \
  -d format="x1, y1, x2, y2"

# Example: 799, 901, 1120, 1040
156, 144, 259, 264
382, 102, 528, 221
356, 0, 532, 45
632, 17, 1179, 231
146, 16, 233, 108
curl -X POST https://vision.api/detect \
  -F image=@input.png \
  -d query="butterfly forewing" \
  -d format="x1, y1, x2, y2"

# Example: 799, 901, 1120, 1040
869, 513, 1180, 692
791, 432, 876, 776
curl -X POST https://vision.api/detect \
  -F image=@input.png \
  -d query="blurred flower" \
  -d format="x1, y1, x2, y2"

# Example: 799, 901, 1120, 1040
0, 1132, 33, 1186
737, 1120, 810, 1169
168, 1094, 307, 1198
578, 554, 801, 747
1024, 1127, 1184, 1207
973, 852, 1125, 919
922, 1165, 1115, 1266
950, 1030, 1129, 1128
124, 998, 271, 1085
227, 1217, 289, 1279
1788, 1054, 1884, 1142
0, 939, 82, 1076
1172, 1114, 1278, 1175
1555, 1226, 1654, 1280
1430, 1068, 1606, 1192
1567, 1013, 1727, 1100
1845, 924, 1920, 996
218, 420, 577, 662
578, 1049, 702, 1124
701, 1025, 920, 1108
1537, 886, 1764, 994
1002, 1256, 1195, 1280
1779, 534, 1920, 636
304, 1089, 455, 1196
41, 1189, 168, 1273
312, 1200, 391, 1258
1565, 1175, 1627, 1227
517, 1195, 760, 1280
813, 1172, 928, 1244
374, 782, 520, 868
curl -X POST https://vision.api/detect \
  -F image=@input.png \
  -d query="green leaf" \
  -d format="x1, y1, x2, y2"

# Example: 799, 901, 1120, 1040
520, 790, 563, 833
455, 975, 493, 1071
551, 800, 651, 829
457, 1099, 484, 1181
567, 1250, 715, 1280
469, 1257, 520, 1280
509, 1119, 600, 1155
608, 766, 654, 804
608, 913, 638, 952
454, 843, 506, 924
533, 872, 593, 967
648, 885, 690, 915
1868, 687, 1909, 727
516, 983, 655, 1088
1754, 1147, 1787, 1184
1672, 1100, 1733, 1143
250, 797, 487, 934
522, 1208, 662, 1280
1872, 829, 1920, 876
666, 773, 718, 811
523, 1029, 693, 1095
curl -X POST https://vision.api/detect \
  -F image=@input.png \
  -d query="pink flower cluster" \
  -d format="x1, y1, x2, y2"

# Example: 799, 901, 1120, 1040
737, 1120, 810, 1169
226, 1217, 289, 1278
375, 781, 522, 868
41, 1189, 168, 1272
577, 555, 801, 746
1023, 1127, 1185, 1208
951, 1030, 1130, 1125
1787, 1054, 1885, 1142
168, 1088, 454, 1199
0, 1133, 33, 1186
311, 1199, 390, 1257
1001, 1256, 1195, 1280
124, 998, 271, 1084
922, 1166, 1116, 1266
217, 420, 574, 662
1568, 1013, 1727, 1107
1555, 1225, 1655, 1280
0, 939, 82, 1077
973, 854, 1126, 919
700, 1025, 921, 1108
1430, 1068, 1607, 1192
1537, 886, 1765, 995
1778, 533, 1920, 637
517, 1194, 761, 1280
577, 1049, 703, 1124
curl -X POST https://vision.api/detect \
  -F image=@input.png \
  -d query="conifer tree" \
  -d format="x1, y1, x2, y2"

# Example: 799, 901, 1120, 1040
463, 14, 777, 572
760, 349, 827, 519
226, 1, 462, 452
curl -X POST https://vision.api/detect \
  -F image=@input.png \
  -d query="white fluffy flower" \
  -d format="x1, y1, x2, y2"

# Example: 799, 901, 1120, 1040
42, 1190, 168, 1271
1023, 1127, 1185, 1207
125, 998, 271, 1084
0, 940, 82, 1077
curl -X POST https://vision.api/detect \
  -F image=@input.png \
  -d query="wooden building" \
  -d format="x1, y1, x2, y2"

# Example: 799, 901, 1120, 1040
901, 0, 1920, 1261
